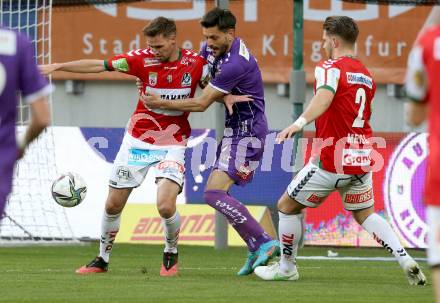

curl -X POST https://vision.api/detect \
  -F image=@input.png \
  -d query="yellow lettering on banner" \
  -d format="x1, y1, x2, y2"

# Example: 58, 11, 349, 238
117, 204, 276, 246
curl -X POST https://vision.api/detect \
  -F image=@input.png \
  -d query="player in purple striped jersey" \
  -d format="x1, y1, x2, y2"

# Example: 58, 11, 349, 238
0, 27, 52, 218
142, 8, 279, 275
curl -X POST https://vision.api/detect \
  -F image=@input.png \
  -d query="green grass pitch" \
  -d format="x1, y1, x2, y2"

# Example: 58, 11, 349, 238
0, 244, 433, 303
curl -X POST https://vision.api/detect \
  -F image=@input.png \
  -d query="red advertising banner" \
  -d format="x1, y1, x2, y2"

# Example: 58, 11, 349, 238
51, 0, 433, 84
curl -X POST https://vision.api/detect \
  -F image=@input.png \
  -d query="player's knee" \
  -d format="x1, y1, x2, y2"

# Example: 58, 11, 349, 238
105, 199, 124, 215
156, 201, 175, 219
277, 198, 290, 213
277, 195, 303, 215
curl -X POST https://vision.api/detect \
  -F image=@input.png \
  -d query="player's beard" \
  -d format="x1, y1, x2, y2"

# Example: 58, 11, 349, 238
212, 38, 230, 58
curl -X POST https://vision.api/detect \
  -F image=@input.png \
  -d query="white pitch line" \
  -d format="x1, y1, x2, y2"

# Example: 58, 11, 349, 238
297, 256, 427, 262
0, 257, 427, 273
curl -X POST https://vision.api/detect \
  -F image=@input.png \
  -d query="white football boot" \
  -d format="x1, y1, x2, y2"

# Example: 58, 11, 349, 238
402, 258, 427, 286
254, 261, 299, 281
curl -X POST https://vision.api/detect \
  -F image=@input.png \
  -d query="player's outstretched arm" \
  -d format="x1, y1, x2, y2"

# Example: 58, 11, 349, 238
39, 59, 106, 75
276, 88, 334, 143
141, 84, 251, 113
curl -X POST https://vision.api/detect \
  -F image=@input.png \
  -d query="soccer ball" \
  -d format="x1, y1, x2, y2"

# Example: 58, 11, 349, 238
51, 172, 87, 207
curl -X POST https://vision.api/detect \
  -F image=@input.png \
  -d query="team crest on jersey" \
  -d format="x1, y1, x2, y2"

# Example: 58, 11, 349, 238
383, 133, 428, 248
149, 72, 157, 86
181, 72, 192, 87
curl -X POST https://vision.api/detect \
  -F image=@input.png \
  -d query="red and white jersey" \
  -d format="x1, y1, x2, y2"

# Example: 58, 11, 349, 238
106, 48, 208, 145
406, 25, 440, 206
313, 57, 376, 175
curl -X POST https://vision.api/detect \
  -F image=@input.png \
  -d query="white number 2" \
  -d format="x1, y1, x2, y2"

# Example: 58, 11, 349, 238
0, 62, 6, 96
352, 87, 366, 128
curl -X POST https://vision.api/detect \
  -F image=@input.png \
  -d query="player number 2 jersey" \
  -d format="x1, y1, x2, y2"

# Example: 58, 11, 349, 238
106, 48, 208, 145
313, 57, 376, 175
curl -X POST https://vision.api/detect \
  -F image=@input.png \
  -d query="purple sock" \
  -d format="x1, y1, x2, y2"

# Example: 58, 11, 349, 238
204, 189, 272, 252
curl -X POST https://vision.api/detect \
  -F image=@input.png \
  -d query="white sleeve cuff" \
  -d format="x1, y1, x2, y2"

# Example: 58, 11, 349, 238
208, 82, 229, 94
23, 84, 53, 104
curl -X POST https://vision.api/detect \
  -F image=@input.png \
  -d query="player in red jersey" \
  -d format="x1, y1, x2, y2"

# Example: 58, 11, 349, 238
253, 16, 426, 285
41, 17, 208, 276
406, 7, 440, 301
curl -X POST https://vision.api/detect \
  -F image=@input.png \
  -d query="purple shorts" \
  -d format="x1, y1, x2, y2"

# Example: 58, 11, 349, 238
213, 136, 265, 186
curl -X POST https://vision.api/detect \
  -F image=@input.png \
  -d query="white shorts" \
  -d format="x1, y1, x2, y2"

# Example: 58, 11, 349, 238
109, 133, 185, 189
287, 162, 374, 211
427, 206, 440, 267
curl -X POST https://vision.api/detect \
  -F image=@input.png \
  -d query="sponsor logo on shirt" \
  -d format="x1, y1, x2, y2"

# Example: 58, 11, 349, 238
160, 93, 190, 100
181, 56, 196, 66
181, 72, 192, 87
145, 87, 192, 116
149, 72, 157, 86
342, 149, 371, 166
112, 58, 129, 72
143, 58, 160, 67
347, 133, 369, 144
346, 72, 373, 89
384, 132, 428, 248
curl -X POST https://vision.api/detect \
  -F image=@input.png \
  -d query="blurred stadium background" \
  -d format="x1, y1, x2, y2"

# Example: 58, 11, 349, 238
0, 1, 436, 302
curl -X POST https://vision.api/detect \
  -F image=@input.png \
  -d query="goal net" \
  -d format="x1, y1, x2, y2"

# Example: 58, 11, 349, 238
0, 0, 76, 243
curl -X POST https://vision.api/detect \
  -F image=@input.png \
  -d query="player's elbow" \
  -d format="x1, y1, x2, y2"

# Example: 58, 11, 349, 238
405, 102, 427, 127
406, 114, 425, 128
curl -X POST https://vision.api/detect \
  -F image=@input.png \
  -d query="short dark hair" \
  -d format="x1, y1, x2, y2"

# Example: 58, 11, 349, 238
143, 17, 176, 37
200, 7, 236, 32
323, 16, 359, 44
